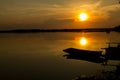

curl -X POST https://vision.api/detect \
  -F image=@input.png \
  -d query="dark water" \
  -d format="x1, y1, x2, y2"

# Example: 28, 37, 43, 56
0, 32, 120, 80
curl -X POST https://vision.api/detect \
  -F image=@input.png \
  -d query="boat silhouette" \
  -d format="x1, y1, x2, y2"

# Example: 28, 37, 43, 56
63, 48, 106, 63
63, 43, 120, 64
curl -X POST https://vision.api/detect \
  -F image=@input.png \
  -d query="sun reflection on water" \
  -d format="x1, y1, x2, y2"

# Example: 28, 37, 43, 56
74, 36, 89, 49
79, 37, 88, 46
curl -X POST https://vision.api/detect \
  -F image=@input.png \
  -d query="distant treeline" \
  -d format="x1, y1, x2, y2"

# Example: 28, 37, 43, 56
0, 25, 120, 33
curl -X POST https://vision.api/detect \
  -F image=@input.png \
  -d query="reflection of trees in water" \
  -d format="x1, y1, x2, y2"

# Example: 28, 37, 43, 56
73, 64, 120, 80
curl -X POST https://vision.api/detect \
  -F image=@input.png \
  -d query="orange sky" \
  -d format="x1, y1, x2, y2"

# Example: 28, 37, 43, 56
0, 0, 120, 29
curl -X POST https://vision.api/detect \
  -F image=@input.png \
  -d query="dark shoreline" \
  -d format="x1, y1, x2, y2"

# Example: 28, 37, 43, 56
0, 25, 120, 33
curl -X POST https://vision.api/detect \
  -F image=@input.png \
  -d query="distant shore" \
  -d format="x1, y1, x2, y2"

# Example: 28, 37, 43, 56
0, 25, 120, 33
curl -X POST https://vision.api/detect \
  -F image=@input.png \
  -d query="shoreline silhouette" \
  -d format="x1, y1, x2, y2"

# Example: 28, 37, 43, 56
0, 25, 120, 33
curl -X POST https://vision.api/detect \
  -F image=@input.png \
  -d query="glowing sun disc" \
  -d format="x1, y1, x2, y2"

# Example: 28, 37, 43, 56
79, 13, 88, 21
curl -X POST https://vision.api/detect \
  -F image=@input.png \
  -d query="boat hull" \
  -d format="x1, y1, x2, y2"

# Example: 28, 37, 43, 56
63, 48, 105, 63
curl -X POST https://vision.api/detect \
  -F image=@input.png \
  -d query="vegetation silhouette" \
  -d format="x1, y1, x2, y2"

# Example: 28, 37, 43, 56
0, 25, 120, 33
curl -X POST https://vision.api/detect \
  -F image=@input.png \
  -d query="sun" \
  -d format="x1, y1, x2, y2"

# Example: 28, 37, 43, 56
79, 37, 87, 46
78, 13, 88, 21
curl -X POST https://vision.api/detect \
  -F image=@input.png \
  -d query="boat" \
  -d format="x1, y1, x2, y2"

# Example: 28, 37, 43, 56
63, 48, 105, 63
63, 43, 120, 64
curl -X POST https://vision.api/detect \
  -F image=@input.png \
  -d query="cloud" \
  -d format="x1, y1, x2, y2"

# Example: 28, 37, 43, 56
42, 18, 74, 28
77, 1, 120, 21
0, 0, 120, 29
45, 18, 74, 24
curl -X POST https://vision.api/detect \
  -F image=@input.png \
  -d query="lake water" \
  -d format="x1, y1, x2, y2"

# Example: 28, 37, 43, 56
0, 32, 120, 80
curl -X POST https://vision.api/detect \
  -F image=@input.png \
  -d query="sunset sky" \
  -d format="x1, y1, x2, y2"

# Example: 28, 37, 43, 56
0, 0, 120, 30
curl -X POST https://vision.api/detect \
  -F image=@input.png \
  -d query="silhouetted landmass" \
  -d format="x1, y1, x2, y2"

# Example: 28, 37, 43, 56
0, 25, 120, 33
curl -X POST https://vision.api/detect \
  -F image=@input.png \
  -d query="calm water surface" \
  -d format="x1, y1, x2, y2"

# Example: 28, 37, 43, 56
0, 32, 120, 80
